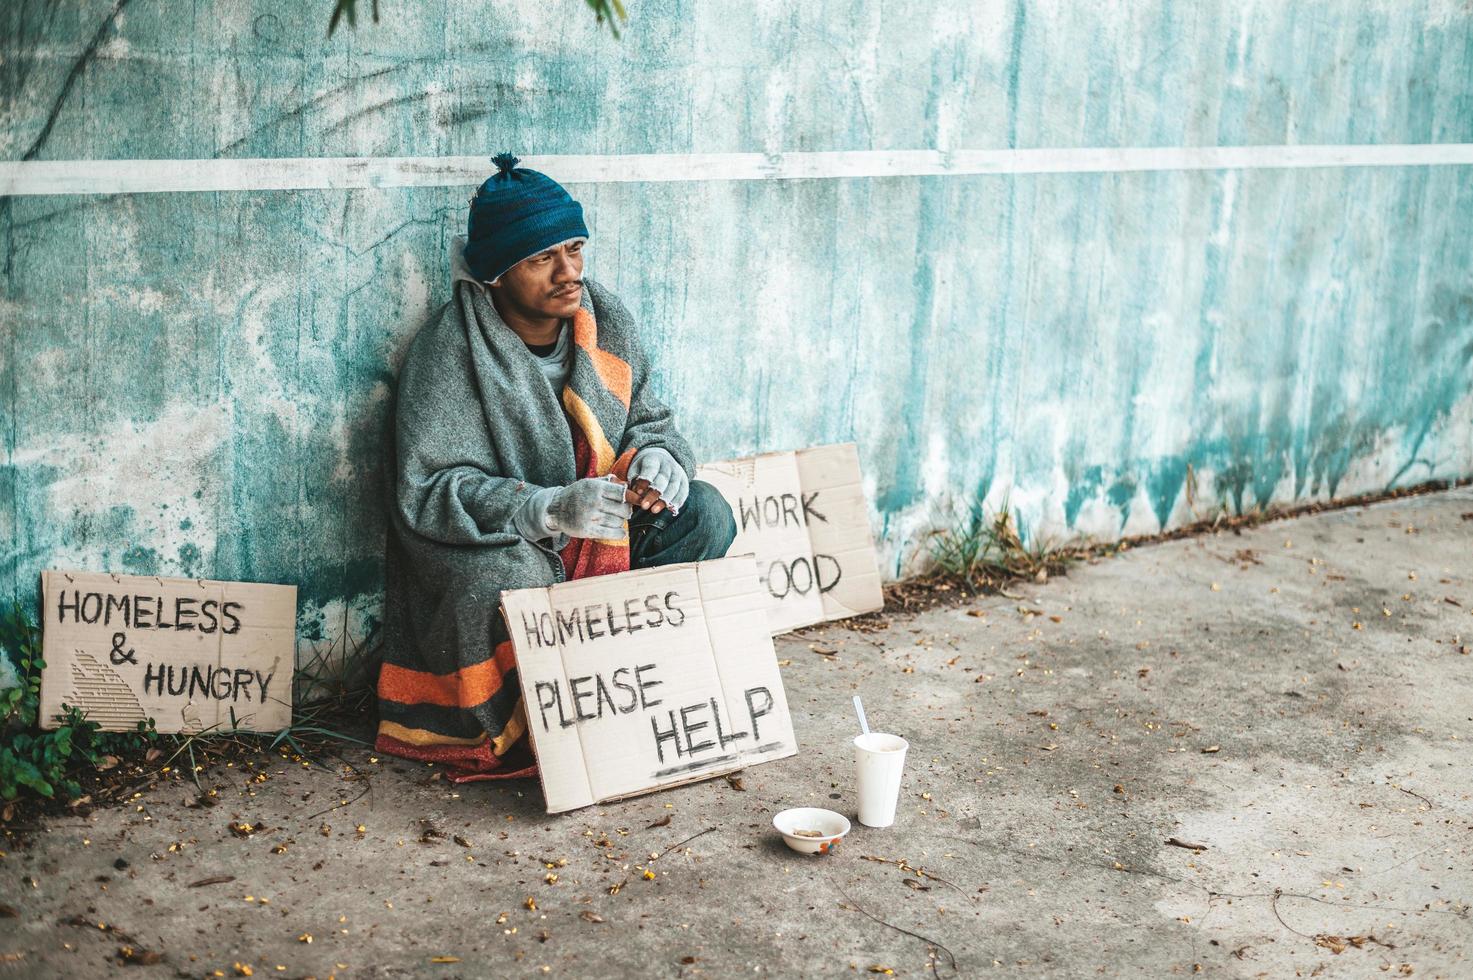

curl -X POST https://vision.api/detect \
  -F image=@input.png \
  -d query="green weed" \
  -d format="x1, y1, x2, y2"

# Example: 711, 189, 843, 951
925, 500, 1076, 593
0, 602, 158, 802
294, 616, 378, 719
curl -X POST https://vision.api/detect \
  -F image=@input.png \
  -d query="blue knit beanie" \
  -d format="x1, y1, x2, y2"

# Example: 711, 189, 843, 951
464, 153, 589, 283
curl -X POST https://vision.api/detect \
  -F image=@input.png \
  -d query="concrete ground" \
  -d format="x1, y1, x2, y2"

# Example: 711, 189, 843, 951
2, 489, 1470, 979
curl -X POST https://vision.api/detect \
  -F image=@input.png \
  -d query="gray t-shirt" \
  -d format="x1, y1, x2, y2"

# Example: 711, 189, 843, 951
525, 322, 572, 393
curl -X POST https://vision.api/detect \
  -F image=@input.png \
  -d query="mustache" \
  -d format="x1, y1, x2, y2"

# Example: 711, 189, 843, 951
553, 281, 583, 295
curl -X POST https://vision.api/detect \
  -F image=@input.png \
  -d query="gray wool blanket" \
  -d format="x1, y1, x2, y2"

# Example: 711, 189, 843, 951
375, 267, 695, 775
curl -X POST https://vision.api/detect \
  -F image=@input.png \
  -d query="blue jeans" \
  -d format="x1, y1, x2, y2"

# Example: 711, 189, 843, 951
629, 479, 737, 568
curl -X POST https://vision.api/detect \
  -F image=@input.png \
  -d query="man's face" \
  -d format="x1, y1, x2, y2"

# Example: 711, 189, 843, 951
491, 239, 585, 319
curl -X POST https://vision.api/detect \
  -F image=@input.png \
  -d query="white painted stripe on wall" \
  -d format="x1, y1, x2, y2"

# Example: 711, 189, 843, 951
4, 144, 1473, 196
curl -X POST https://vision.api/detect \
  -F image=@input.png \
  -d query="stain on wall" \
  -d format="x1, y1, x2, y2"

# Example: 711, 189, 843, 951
3, 1, 1471, 665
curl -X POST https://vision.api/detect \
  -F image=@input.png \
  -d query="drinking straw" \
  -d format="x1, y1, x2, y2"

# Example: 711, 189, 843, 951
853, 695, 870, 737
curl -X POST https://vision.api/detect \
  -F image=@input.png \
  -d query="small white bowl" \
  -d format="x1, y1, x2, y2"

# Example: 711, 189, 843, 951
772, 807, 851, 855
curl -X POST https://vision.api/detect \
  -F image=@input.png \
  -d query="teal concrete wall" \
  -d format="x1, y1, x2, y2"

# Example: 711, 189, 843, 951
4, 1, 1471, 663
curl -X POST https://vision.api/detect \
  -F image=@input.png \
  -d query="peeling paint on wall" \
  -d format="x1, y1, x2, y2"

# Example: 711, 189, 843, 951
3, 0, 1471, 669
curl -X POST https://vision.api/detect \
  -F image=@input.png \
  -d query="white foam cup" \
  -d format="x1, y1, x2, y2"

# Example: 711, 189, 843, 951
853, 732, 909, 828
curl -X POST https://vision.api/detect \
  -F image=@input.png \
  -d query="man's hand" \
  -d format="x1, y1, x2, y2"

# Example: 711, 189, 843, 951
624, 477, 665, 514
627, 448, 689, 515
546, 477, 634, 539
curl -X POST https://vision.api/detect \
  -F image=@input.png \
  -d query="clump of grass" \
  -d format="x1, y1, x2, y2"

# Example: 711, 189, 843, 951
279, 619, 381, 758
925, 500, 1076, 593
294, 619, 379, 716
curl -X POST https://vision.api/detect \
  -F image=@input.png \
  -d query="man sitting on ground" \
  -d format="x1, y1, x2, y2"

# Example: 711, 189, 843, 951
376, 153, 737, 778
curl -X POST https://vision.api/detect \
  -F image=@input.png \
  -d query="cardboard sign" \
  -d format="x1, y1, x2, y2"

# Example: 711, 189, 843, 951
501, 554, 797, 814
39, 570, 296, 733
697, 442, 884, 634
